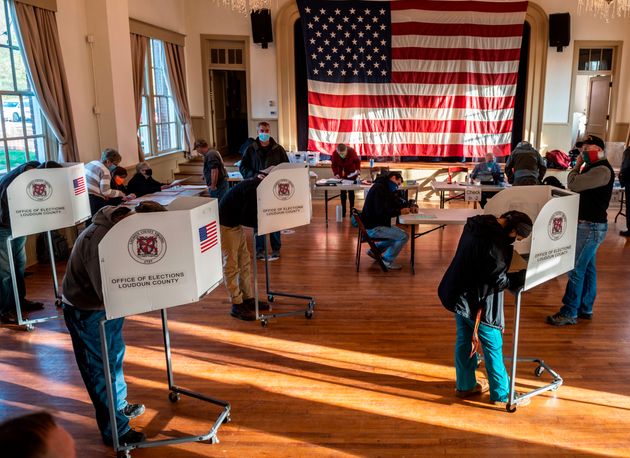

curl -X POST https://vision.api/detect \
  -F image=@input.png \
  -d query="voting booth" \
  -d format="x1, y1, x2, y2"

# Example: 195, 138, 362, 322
6, 163, 90, 330
484, 186, 579, 411
98, 197, 230, 456
254, 163, 315, 326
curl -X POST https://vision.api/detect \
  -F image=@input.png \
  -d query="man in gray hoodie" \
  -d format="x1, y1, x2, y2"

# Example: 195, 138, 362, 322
504, 141, 547, 185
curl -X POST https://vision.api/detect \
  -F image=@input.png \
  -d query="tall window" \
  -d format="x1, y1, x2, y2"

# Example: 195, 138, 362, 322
138, 39, 181, 157
0, 0, 49, 174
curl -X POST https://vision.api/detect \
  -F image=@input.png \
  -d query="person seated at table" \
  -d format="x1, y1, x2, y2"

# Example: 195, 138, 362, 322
360, 172, 417, 270
0, 411, 76, 458
470, 152, 505, 208
127, 162, 173, 197
331, 143, 361, 217
108, 166, 134, 206
438, 210, 533, 407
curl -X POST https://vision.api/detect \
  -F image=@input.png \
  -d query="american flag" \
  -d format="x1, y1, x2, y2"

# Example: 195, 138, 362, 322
198, 220, 218, 253
297, 0, 528, 158
73, 176, 86, 195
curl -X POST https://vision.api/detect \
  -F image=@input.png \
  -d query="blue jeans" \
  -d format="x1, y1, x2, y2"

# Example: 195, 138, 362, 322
209, 180, 229, 201
0, 227, 26, 315
63, 306, 130, 442
256, 231, 281, 255
455, 314, 509, 402
366, 225, 408, 262
560, 222, 608, 317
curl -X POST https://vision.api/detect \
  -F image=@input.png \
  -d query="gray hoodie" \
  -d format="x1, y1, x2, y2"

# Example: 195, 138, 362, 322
62, 206, 122, 310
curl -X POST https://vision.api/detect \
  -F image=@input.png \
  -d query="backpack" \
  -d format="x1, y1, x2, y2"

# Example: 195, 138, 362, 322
36, 230, 70, 263
545, 150, 570, 169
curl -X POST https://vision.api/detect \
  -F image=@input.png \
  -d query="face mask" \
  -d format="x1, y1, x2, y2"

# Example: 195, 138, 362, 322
258, 132, 270, 142
114, 176, 125, 186
144, 168, 153, 177
108, 164, 117, 172
582, 149, 604, 165
338, 152, 347, 159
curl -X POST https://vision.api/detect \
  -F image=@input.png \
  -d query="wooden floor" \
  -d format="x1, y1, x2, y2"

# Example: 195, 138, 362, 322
2, 200, 630, 457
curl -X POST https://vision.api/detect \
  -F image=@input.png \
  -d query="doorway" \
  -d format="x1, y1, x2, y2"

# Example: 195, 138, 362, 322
209, 69, 248, 155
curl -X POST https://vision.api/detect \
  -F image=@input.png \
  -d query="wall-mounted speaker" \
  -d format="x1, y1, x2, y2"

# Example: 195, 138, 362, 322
251, 9, 273, 49
549, 13, 570, 52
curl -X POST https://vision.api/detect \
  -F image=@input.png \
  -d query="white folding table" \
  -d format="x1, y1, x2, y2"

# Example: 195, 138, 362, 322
431, 180, 507, 208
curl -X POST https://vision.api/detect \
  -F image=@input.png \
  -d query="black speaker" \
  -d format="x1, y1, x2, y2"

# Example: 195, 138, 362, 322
251, 9, 273, 49
549, 13, 570, 52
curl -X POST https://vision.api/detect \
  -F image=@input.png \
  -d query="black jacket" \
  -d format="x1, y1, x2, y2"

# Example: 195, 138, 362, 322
0, 161, 41, 228
361, 176, 406, 229
239, 137, 289, 179
127, 173, 163, 197
218, 177, 262, 228
438, 215, 514, 330
620, 147, 630, 187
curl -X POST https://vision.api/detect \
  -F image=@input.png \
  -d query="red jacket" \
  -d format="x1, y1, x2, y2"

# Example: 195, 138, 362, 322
331, 147, 361, 179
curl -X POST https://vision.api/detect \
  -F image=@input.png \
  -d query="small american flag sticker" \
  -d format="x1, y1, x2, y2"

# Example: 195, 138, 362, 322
73, 176, 86, 195
198, 221, 218, 253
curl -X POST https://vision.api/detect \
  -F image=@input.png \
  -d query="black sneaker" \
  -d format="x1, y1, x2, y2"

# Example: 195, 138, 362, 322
0, 311, 19, 324
21, 300, 45, 312
268, 252, 280, 261
122, 403, 145, 419
243, 297, 270, 311
578, 312, 593, 320
103, 428, 146, 446
256, 252, 266, 260
620, 230, 630, 237
230, 303, 256, 321
546, 312, 577, 326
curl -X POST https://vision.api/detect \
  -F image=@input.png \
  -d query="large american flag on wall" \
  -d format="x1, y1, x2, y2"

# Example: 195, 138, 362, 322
297, 0, 529, 158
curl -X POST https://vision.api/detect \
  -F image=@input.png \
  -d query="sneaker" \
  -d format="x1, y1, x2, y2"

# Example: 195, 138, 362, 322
230, 303, 256, 321
546, 312, 577, 326
103, 428, 146, 447
455, 380, 489, 399
21, 300, 45, 312
122, 403, 145, 419
578, 312, 593, 320
243, 297, 270, 312
268, 252, 280, 261
0, 311, 19, 324
383, 260, 402, 270
493, 393, 531, 408
620, 230, 630, 237
256, 252, 266, 260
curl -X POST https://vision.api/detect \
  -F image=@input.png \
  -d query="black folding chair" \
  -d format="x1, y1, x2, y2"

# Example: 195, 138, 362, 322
351, 208, 389, 272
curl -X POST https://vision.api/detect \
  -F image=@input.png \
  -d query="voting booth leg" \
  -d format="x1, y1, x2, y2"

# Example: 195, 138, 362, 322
45, 231, 63, 307
505, 289, 563, 413
99, 312, 231, 457
6, 235, 62, 332
253, 233, 315, 327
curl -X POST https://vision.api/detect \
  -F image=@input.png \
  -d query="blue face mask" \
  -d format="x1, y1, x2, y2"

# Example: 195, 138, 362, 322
258, 132, 270, 142
108, 164, 117, 172
387, 180, 399, 192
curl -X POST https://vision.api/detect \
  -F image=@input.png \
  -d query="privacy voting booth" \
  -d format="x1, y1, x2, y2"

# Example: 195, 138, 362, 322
484, 186, 579, 411
254, 163, 315, 326
98, 197, 230, 456
6, 163, 90, 330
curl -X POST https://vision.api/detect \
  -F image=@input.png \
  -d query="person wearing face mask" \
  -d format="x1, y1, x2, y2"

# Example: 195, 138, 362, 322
438, 210, 533, 407
470, 152, 505, 207
360, 172, 418, 270
547, 135, 614, 326
239, 121, 289, 261
331, 143, 361, 217
85, 149, 134, 223
108, 167, 134, 206
127, 161, 174, 198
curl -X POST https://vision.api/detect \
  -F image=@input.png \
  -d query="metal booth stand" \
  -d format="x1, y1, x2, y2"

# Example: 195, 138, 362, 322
253, 163, 315, 327
5, 164, 90, 331
98, 197, 230, 456
484, 186, 579, 412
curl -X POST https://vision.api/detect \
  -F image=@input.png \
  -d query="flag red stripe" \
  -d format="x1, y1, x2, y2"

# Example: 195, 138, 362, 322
393, 22, 523, 38
391, 71, 518, 86
308, 116, 513, 135
391, 0, 530, 13
392, 47, 521, 62
201, 239, 218, 253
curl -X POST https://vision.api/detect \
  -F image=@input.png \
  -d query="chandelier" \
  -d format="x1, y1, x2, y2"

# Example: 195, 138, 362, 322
578, 0, 630, 21
213, 0, 271, 15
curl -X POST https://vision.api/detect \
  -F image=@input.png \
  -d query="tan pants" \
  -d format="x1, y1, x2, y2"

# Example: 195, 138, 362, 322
220, 225, 253, 305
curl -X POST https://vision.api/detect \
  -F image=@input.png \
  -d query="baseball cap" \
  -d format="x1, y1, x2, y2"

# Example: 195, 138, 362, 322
582, 135, 605, 151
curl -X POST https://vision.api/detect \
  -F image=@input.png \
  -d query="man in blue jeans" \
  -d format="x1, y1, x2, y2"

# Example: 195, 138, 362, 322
360, 172, 416, 270
547, 135, 614, 325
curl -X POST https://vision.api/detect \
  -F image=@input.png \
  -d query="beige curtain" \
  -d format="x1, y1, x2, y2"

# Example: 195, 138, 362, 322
12, 1, 78, 162
130, 33, 148, 161
164, 41, 194, 154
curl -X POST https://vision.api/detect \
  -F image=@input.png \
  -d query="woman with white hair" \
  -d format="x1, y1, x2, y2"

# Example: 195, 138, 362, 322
127, 161, 173, 197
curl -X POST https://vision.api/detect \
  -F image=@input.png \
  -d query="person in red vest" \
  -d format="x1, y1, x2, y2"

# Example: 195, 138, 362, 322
331, 143, 361, 217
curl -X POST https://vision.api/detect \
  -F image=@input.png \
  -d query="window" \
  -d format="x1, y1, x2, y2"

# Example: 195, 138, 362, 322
138, 39, 182, 157
577, 48, 614, 73
0, 0, 49, 174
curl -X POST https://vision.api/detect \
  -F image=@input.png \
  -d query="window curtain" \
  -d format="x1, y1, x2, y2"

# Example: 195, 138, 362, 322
11, 0, 79, 162
163, 42, 194, 154
130, 33, 148, 161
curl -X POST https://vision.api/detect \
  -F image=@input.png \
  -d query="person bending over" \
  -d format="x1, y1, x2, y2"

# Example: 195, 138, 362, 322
0, 411, 75, 458
331, 143, 361, 217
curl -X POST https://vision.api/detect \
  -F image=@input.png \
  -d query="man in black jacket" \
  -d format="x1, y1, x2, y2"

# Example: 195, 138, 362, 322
438, 211, 532, 406
361, 172, 415, 270
618, 146, 630, 237
239, 121, 289, 261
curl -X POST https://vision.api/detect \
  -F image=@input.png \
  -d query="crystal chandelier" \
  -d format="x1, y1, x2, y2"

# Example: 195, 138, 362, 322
213, 0, 271, 15
578, 0, 630, 21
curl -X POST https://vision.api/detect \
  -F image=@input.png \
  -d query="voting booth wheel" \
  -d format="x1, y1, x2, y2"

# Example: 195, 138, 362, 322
55, 298, 63, 308
305, 310, 314, 319
267, 295, 274, 303
205, 435, 220, 445
506, 403, 517, 413
168, 392, 181, 403
117, 450, 131, 458
223, 415, 232, 424
25, 323, 34, 332
260, 319, 268, 328
534, 366, 545, 377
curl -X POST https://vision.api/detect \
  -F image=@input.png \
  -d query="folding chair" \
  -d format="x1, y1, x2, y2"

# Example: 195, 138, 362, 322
351, 208, 389, 272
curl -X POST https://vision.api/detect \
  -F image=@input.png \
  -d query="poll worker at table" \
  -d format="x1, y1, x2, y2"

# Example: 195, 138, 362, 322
470, 152, 505, 208
239, 121, 289, 260
85, 149, 133, 221
619, 146, 630, 237
219, 169, 272, 321
331, 143, 361, 217
361, 171, 417, 270
438, 210, 533, 406
504, 141, 546, 186
61, 201, 167, 447
127, 161, 174, 197
0, 411, 76, 458
195, 138, 228, 200
547, 135, 614, 326
0, 161, 63, 324
108, 166, 133, 207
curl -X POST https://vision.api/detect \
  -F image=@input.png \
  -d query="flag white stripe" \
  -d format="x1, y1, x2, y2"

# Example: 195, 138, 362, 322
391, 10, 526, 26
392, 35, 522, 50
309, 128, 512, 146
307, 80, 516, 97
392, 59, 519, 74
308, 105, 514, 122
